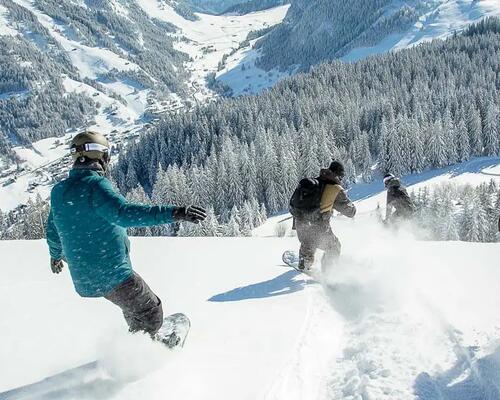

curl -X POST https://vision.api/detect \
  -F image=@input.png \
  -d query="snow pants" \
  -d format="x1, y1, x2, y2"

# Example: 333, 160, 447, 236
105, 272, 163, 336
296, 220, 341, 270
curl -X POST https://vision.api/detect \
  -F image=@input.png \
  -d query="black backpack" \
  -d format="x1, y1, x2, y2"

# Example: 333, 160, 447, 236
289, 178, 325, 220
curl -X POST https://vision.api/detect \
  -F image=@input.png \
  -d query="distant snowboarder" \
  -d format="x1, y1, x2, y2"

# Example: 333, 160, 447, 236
46, 131, 206, 346
383, 173, 415, 225
289, 161, 356, 272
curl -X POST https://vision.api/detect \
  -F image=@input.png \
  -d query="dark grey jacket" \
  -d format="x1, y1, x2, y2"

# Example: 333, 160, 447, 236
386, 179, 415, 222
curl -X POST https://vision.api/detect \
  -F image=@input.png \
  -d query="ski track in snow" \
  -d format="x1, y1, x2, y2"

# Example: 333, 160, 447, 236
265, 283, 343, 400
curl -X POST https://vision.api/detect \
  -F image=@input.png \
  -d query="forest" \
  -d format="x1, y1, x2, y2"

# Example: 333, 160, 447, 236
111, 18, 500, 231
256, 0, 434, 71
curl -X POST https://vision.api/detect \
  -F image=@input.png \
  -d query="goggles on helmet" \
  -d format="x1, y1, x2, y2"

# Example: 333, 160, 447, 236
70, 142, 109, 154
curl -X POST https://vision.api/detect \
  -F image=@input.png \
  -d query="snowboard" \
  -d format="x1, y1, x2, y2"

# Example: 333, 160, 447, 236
282, 250, 317, 279
282, 250, 300, 269
155, 313, 191, 349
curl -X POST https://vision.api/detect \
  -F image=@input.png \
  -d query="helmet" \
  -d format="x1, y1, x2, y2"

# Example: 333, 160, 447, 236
70, 131, 110, 165
383, 173, 398, 188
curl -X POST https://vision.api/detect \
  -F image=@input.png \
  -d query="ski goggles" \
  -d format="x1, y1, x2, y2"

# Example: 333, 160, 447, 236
383, 174, 395, 185
70, 143, 109, 154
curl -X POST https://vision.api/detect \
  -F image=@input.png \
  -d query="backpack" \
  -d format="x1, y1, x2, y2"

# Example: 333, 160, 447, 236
289, 178, 325, 220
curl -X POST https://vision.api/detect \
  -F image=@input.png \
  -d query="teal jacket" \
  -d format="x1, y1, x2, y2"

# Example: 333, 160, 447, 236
46, 169, 175, 297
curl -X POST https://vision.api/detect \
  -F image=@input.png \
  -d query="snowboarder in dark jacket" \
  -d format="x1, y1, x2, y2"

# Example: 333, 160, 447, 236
292, 161, 356, 271
46, 131, 206, 341
383, 173, 415, 224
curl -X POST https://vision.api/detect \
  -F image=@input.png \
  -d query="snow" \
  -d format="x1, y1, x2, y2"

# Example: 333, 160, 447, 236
136, 1, 289, 101
0, 135, 70, 210
8, 0, 155, 128
342, 0, 500, 62
216, 38, 294, 96
10, 0, 140, 78
1, 213, 500, 399
0, 89, 29, 101
0, 5, 18, 36
0, 238, 310, 399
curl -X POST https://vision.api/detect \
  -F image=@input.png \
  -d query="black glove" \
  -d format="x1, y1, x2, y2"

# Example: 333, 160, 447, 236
173, 205, 207, 224
51, 258, 64, 274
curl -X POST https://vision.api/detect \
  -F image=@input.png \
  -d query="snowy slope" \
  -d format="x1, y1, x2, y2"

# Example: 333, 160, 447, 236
343, 0, 500, 61
255, 0, 500, 70
1, 219, 500, 399
137, 1, 289, 102
0, 238, 311, 399
0, 0, 172, 210
2, 158, 500, 398
0, 2, 288, 211
215, 35, 294, 96
6, 0, 160, 122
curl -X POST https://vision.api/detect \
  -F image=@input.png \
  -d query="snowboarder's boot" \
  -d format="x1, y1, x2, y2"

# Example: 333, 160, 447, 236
156, 332, 181, 349
153, 313, 190, 349
297, 256, 313, 271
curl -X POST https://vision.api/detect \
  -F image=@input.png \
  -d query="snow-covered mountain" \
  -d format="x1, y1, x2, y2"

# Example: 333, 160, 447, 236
1, 159, 500, 399
0, 1, 289, 210
255, 0, 500, 71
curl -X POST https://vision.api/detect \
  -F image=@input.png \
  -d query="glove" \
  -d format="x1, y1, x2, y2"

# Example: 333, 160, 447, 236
173, 205, 207, 224
51, 258, 64, 274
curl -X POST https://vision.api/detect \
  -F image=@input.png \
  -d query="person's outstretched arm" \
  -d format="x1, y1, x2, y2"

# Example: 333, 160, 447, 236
333, 188, 356, 218
92, 177, 205, 227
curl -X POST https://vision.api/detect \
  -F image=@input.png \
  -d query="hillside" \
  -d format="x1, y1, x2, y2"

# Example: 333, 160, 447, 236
0, 1, 289, 211
255, 0, 500, 71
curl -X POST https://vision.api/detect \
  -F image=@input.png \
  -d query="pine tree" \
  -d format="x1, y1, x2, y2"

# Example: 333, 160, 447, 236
240, 201, 255, 236
200, 207, 220, 237
483, 104, 499, 156
455, 117, 470, 162
428, 120, 447, 168
223, 207, 241, 236
467, 105, 483, 156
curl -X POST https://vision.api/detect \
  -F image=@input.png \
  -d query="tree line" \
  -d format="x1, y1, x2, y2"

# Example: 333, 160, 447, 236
113, 18, 500, 225
409, 180, 500, 243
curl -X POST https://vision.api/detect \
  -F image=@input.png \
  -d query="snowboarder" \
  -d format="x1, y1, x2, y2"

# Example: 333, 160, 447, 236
46, 131, 206, 342
383, 173, 415, 224
289, 161, 356, 272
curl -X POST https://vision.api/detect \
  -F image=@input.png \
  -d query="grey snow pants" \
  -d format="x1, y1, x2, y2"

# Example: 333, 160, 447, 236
105, 272, 163, 336
296, 220, 341, 271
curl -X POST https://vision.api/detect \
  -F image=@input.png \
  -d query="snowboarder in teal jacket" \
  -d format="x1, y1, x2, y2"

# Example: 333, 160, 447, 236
46, 131, 206, 339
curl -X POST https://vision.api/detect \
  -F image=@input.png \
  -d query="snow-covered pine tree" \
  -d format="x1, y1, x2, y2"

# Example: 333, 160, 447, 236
223, 207, 241, 236
483, 104, 499, 156
200, 207, 221, 237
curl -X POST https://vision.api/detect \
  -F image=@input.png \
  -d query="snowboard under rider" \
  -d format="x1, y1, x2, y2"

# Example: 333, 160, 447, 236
383, 173, 415, 224
291, 161, 356, 272
46, 131, 207, 342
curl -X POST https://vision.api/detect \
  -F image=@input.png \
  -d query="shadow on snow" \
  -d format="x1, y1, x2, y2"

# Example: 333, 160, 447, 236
0, 361, 128, 400
414, 346, 500, 400
208, 269, 311, 302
